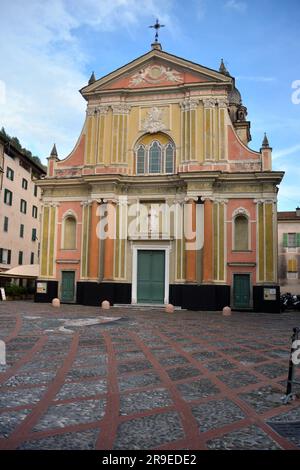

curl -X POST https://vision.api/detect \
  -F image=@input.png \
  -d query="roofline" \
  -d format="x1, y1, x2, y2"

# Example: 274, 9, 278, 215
0, 134, 46, 175
80, 47, 233, 98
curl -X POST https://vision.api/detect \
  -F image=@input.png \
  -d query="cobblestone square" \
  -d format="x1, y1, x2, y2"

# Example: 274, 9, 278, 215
0, 301, 300, 450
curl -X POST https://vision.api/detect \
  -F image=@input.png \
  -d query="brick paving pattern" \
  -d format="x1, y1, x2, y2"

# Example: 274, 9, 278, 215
0, 301, 300, 450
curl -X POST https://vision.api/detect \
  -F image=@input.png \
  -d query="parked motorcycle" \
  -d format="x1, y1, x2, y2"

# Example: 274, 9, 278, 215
280, 292, 300, 312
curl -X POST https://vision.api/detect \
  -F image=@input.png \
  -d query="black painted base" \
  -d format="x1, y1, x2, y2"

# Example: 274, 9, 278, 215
76, 282, 132, 306
34, 280, 281, 313
169, 284, 231, 311
253, 285, 281, 313
34, 280, 58, 303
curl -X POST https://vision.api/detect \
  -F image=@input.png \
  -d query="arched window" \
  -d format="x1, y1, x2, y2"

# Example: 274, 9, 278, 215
136, 145, 145, 174
149, 141, 162, 173
165, 143, 174, 173
63, 216, 76, 249
234, 215, 249, 251
135, 134, 175, 175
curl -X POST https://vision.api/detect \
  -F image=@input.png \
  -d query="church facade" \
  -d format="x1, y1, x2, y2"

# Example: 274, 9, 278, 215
35, 42, 283, 311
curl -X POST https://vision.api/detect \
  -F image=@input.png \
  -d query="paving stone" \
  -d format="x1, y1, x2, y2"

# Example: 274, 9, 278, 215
207, 424, 281, 449
114, 412, 184, 449
116, 351, 146, 361
267, 349, 290, 359
268, 405, 300, 423
204, 359, 236, 372
2, 303, 300, 450
0, 409, 31, 438
55, 380, 107, 400
236, 354, 268, 366
191, 399, 246, 432
33, 399, 106, 431
159, 355, 189, 367
177, 378, 220, 401
18, 428, 100, 450
4, 370, 57, 387
118, 360, 152, 374
66, 366, 107, 381
217, 371, 259, 389
118, 372, 162, 391
192, 351, 220, 361
167, 366, 201, 381
254, 363, 287, 379
239, 385, 285, 414
0, 386, 47, 408
221, 347, 249, 355
120, 388, 173, 415
73, 355, 108, 367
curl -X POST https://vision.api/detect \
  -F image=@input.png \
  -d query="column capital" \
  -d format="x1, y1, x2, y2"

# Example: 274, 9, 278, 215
184, 196, 198, 203
180, 98, 199, 111
202, 98, 216, 108
103, 198, 118, 204
111, 103, 131, 114
254, 198, 276, 204
215, 97, 229, 108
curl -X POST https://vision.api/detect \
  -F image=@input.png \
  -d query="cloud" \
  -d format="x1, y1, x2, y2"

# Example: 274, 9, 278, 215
0, 0, 175, 161
273, 143, 300, 160
236, 76, 276, 82
224, 0, 247, 13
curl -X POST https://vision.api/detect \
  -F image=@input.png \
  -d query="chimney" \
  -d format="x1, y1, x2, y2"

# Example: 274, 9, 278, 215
296, 207, 300, 217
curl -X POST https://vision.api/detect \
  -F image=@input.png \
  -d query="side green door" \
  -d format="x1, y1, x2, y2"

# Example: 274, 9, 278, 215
233, 274, 251, 309
61, 271, 75, 302
137, 250, 165, 304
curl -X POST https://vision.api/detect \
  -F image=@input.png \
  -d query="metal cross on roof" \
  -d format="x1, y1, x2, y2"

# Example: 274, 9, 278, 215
149, 19, 165, 43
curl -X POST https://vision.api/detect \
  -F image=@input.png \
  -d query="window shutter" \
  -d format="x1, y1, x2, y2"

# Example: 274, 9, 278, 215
297, 233, 300, 247
283, 233, 288, 247
0, 248, 2, 263
7, 250, 11, 265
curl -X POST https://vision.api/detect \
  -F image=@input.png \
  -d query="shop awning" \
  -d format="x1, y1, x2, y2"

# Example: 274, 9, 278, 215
0, 264, 39, 279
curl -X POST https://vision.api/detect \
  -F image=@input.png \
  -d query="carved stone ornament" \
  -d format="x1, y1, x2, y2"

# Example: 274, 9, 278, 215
180, 98, 199, 111
111, 103, 131, 114
215, 97, 229, 108
142, 107, 166, 133
203, 98, 216, 108
129, 65, 183, 87
232, 207, 250, 218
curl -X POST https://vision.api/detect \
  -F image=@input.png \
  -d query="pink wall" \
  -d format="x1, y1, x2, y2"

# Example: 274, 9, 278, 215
56, 201, 83, 282
226, 199, 257, 285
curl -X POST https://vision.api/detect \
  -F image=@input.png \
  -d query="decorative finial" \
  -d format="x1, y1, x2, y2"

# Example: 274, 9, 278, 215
219, 58, 230, 76
149, 19, 165, 44
88, 71, 96, 85
50, 143, 58, 157
262, 132, 270, 148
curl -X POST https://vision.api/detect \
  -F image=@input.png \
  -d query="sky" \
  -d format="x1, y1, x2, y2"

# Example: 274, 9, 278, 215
0, 0, 299, 210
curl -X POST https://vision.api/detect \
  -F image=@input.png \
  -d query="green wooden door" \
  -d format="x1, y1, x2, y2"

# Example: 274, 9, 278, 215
233, 274, 251, 309
137, 250, 165, 304
61, 271, 75, 302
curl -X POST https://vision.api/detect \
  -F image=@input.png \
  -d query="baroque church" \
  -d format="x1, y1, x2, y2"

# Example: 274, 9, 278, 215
35, 38, 283, 312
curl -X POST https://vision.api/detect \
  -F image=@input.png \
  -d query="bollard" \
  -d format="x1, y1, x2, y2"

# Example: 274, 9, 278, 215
165, 304, 175, 314
222, 306, 231, 316
101, 300, 110, 310
52, 298, 60, 308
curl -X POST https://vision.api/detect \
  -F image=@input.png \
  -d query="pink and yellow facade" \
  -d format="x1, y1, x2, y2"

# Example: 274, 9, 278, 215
35, 44, 283, 311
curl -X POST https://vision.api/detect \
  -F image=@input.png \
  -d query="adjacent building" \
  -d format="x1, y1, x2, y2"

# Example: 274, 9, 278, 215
278, 208, 300, 294
35, 41, 283, 311
0, 135, 46, 274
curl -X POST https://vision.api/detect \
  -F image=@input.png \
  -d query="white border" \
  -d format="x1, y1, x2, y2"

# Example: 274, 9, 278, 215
131, 244, 170, 305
